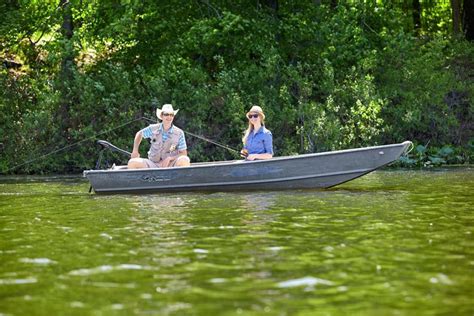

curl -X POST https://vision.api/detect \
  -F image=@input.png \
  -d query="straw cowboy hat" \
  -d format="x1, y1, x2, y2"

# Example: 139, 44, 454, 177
247, 105, 265, 120
156, 104, 179, 120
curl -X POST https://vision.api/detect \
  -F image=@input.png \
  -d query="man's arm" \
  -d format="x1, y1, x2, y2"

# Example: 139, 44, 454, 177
177, 132, 188, 157
131, 131, 143, 158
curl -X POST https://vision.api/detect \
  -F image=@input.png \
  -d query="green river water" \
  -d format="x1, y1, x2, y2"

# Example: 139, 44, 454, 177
1, 169, 473, 315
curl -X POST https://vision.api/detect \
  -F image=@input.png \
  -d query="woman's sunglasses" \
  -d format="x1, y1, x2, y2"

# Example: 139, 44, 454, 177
162, 113, 174, 117
247, 114, 259, 119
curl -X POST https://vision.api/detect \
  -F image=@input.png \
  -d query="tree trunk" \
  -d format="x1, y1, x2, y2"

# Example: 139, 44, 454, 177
412, 0, 422, 34
57, 0, 75, 141
464, 0, 474, 41
451, 0, 461, 35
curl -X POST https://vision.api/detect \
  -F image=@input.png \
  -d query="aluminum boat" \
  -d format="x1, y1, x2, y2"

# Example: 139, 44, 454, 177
83, 141, 412, 194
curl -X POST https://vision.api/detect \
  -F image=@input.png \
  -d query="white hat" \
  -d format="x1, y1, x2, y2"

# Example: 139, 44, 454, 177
156, 104, 179, 120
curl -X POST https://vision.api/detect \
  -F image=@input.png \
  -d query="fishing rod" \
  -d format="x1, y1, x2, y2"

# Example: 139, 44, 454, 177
3, 116, 240, 173
94, 117, 240, 168
97, 117, 240, 157
140, 116, 240, 155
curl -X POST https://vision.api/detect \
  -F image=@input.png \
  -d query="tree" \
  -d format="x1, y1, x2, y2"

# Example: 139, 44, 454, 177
451, 0, 461, 35
1, 0, 473, 173
464, 0, 474, 40
412, 0, 422, 34
57, 0, 76, 141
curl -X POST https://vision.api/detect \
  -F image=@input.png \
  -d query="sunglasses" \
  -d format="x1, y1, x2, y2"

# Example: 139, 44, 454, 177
247, 114, 259, 119
162, 113, 174, 117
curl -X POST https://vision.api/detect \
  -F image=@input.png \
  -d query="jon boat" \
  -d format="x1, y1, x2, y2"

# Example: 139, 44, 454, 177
84, 141, 412, 194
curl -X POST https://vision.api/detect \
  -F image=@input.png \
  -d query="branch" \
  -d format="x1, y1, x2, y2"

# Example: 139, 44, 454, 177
199, 0, 222, 18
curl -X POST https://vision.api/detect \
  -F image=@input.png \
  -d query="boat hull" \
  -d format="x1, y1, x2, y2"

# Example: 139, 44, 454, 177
84, 141, 411, 194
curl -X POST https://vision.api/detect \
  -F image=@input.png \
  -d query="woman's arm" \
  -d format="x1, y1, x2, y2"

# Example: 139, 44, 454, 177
247, 153, 273, 160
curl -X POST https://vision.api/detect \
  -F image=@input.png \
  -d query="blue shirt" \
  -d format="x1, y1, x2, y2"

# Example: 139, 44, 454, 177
141, 124, 187, 150
244, 126, 273, 155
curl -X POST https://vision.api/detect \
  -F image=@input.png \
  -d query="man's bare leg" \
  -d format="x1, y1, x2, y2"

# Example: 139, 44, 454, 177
127, 158, 148, 169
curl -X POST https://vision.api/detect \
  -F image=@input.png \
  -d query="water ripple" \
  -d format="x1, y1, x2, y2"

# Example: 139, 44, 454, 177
68, 264, 150, 276
277, 276, 334, 288
0, 277, 38, 285
19, 258, 56, 265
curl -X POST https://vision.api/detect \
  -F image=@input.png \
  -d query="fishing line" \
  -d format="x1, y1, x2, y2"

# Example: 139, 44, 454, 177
4, 117, 144, 173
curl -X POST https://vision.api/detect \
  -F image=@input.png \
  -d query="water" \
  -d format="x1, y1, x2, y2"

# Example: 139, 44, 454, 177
1, 169, 473, 315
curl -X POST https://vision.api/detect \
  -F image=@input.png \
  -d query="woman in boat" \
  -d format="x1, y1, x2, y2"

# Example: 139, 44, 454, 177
240, 105, 273, 160
127, 104, 191, 169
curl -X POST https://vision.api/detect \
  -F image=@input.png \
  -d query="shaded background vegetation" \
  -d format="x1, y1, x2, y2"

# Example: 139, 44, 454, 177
1, 0, 473, 174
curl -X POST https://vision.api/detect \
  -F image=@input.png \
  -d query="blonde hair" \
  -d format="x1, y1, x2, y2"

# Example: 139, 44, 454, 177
242, 111, 265, 145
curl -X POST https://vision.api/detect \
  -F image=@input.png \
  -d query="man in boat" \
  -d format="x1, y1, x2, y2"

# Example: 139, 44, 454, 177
127, 104, 191, 169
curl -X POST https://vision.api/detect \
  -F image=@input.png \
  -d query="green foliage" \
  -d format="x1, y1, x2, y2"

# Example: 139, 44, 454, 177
398, 142, 473, 167
380, 37, 455, 143
1, 1, 473, 174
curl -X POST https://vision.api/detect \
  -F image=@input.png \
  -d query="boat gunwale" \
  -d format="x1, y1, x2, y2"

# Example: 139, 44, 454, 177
84, 141, 410, 176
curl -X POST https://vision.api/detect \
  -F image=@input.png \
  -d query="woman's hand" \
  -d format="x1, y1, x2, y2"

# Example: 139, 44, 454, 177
131, 151, 140, 159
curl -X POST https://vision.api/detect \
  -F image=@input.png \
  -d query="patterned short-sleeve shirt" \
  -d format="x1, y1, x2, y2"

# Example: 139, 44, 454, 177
141, 124, 187, 150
